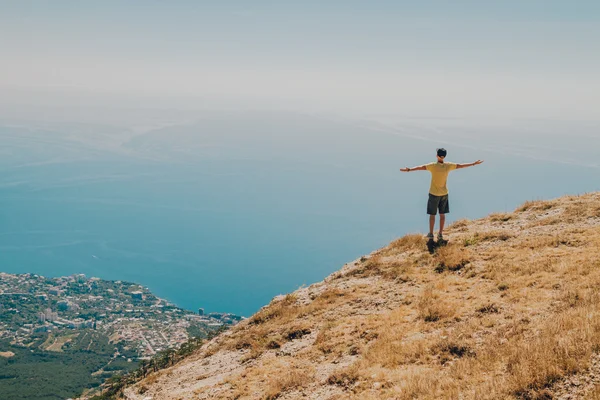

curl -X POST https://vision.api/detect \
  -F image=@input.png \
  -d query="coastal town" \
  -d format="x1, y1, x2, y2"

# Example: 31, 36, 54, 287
0, 272, 242, 358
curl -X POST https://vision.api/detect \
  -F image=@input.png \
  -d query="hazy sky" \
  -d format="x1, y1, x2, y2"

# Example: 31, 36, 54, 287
1, 1, 599, 119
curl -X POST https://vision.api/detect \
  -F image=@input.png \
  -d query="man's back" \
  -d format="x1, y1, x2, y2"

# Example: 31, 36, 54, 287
425, 162, 457, 196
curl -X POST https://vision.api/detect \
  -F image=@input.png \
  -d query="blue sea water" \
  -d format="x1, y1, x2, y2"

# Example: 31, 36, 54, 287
0, 113, 597, 316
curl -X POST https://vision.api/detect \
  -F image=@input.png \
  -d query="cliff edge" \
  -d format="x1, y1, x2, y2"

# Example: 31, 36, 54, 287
118, 193, 600, 400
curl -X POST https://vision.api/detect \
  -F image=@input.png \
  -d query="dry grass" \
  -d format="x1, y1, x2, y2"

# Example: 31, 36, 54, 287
462, 230, 515, 247
315, 320, 359, 357
417, 285, 456, 322
432, 244, 471, 272
216, 287, 355, 363
489, 212, 514, 222
128, 192, 600, 400
386, 234, 425, 253
448, 218, 469, 229
249, 294, 298, 325
263, 364, 314, 400
327, 363, 360, 388
479, 230, 515, 242
516, 199, 557, 213
587, 385, 600, 399
562, 196, 600, 220
347, 252, 422, 281
361, 308, 430, 367
458, 299, 600, 399
432, 337, 475, 364
228, 360, 315, 400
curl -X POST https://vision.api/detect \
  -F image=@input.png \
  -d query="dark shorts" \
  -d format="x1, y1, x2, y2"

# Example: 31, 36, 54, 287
427, 193, 449, 215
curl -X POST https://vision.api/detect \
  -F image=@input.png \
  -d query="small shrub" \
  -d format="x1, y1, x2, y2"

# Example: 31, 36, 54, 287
479, 230, 515, 242
561, 290, 583, 308
327, 364, 360, 388
417, 287, 455, 322
285, 328, 311, 341
240, 348, 262, 363
264, 366, 313, 400
463, 234, 480, 247
347, 255, 382, 277
234, 340, 253, 350
516, 199, 555, 212
435, 246, 471, 272
449, 219, 469, 229
388, 234, 425, 252
490, 213, 513, 222
317, 288, 346, 303
433, 339, 475, 363
434, 264, 446, 274
477, 304, 500, 314
379, 259, 414, 280
266, 340, 281, 349
249, 294, 297, 325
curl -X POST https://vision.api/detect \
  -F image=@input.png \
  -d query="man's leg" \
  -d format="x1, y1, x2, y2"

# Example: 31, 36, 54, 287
427, 194, 440, 239
438, 195, 449, 241
429, 215, 435, 235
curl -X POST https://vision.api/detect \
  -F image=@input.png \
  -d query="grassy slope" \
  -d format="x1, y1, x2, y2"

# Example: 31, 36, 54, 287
122, 193, 600, 400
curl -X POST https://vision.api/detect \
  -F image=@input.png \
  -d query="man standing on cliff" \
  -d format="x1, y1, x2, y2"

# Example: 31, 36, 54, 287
400, 148, 483, 243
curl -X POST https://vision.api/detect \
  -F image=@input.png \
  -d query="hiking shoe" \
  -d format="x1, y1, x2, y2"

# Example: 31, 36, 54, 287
426, 233, 434, 240
437, 233, 444, 241
437, 233, 448, 246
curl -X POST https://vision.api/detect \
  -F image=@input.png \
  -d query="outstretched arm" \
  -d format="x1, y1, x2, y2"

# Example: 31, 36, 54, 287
400, 165, 428, 172
456, 160, 484, 169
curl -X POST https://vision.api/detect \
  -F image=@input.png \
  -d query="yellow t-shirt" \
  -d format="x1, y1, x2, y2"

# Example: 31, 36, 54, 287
425, 162, 457, 196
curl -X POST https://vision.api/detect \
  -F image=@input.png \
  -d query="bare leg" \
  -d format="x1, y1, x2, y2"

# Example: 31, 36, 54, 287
439, 214, 446, 236
429, 215, 435, 235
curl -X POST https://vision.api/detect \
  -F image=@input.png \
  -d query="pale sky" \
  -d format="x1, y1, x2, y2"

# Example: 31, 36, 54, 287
1, 1, 599, 119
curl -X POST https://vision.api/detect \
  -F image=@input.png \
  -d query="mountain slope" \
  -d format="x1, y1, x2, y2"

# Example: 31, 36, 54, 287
121, 192, 600, 400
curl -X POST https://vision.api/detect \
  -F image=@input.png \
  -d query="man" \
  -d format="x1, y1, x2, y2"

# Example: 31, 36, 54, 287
400, 148, 483, 243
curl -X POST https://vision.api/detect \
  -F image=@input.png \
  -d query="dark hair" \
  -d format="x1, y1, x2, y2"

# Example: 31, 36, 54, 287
436, 148, 447, 157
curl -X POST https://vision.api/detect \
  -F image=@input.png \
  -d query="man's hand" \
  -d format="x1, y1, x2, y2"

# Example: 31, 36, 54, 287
400, 167, 410, 172
474, 160, 484, 165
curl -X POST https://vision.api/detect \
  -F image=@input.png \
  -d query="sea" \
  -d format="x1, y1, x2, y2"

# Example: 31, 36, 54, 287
0, 111, 598, 316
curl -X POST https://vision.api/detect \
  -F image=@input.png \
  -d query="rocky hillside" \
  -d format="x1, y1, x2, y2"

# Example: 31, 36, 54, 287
119, 193, 600, 400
